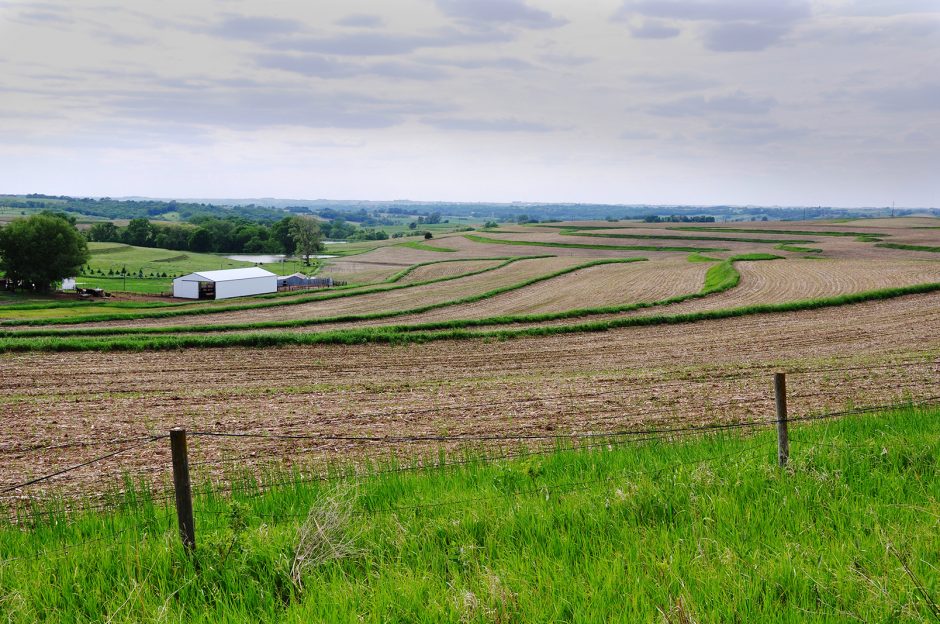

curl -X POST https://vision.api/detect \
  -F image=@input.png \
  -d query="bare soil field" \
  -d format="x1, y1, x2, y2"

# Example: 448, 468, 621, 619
395, 259, 505, 284
2, 290, 939, 503
358, 256, 710, 323
633, 258, 940, 316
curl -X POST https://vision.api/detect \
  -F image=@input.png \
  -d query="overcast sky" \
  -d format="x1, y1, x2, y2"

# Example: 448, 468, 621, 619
1, 1, 938, 206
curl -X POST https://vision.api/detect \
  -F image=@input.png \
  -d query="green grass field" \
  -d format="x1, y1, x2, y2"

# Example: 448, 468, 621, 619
2, 405, 937, 622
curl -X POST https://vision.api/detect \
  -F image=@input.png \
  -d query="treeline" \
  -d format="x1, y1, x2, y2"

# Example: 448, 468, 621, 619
642, 215, 717, 223
18, 194, 285, 222
85, 216, 390, 254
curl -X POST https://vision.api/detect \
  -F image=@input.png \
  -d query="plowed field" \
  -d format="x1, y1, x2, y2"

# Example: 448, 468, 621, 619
3, 290, 939, 502
395, 259, 505, 284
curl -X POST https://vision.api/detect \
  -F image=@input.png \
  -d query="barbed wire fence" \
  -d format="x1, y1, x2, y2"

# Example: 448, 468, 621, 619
0, 359, 937, 562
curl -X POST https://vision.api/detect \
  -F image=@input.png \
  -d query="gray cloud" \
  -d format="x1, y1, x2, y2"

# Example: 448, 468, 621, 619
421, 116, 557, 132
649, 91, 776, 116
620, 129, 659, 140
422, 56, 534, 70
102, 85, 449, 130
835, 0, 940, 17
335, 14, 385, 28
208, 14, 304, 39
630, 20, 681, 39
866, 82, 940, 112
14, 9, 72, 24
617, 1, 810, 23
257, 53, 448, 80
538, 52, 594, 66
271, 27, 511, 56
702, 21, 790, 51
699, 120, 809, 145
615, 0, 810, 51
436, 0, 567, 29
629, 73, 721, 92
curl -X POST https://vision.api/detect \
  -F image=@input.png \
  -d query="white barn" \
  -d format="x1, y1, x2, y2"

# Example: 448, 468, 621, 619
172, 267, 277, 300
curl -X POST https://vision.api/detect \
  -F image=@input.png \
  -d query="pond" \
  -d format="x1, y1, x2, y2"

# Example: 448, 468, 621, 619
225, 254, 337, 263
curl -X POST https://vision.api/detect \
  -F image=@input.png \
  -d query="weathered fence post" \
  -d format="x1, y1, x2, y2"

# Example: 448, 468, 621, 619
170, 427, 196, 552
774, 372, 789, 467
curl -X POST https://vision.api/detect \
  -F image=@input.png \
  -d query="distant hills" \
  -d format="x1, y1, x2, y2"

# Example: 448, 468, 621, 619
2, 193, 936, 224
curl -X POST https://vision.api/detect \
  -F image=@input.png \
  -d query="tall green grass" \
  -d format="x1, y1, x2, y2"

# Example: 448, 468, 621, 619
2, 406, 937, 622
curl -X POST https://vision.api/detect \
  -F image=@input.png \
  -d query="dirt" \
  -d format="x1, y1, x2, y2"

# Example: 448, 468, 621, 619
2, 290, 939, 506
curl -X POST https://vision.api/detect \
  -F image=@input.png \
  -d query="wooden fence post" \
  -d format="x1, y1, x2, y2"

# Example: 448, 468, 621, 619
170, 427, 196, 552
774, 372, 789, 468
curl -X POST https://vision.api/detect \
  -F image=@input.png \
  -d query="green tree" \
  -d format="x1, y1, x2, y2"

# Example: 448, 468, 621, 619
87, 222, 120, 242
288, 216, 323, 266
122, 218, 154, 247
0, 214, 90, 291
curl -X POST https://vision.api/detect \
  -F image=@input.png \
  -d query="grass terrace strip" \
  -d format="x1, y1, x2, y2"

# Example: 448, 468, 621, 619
875, 242, 940, 253
669, 226, 886, 242
0, 256, 551, 327
384, 257, 513, 282
463, 234, 729, 253
687, 253, 721, 263
560, 230, 817, 244
0, 258, 650, 339
397, 241, 457, 252
2, 407, 937, 621
774, 244, 823, 253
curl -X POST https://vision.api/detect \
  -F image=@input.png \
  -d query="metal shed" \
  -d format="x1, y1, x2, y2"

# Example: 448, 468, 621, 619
276, 273, 334, 289
172, 267, 277, 300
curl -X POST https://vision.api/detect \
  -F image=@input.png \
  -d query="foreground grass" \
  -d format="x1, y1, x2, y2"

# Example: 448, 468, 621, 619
1, 406, 937, 622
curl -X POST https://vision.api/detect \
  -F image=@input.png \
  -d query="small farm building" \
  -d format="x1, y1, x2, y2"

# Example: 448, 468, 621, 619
173, 267, 277, 300
276, 273, 334, 289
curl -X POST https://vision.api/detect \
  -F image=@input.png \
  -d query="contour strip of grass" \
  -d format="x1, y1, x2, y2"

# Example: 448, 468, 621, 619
0, 256, 552, 327
396, 241, 457, 252
561, 230, 816, 244
774, 244, 823, 253
670, 226, 885, 242
463, 234, 728, 253
0, 258, 650, 340
875, 242, 940, 253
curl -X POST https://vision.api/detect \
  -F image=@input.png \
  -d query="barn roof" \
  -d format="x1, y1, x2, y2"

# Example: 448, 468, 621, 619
177, 267, 276, 282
